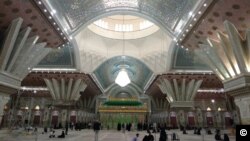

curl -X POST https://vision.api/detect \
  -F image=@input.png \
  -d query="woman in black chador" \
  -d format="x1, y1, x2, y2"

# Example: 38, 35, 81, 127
159, 129, 167, 141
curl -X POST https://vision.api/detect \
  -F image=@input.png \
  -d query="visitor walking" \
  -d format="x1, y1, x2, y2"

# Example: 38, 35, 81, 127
132, 133, 139, 141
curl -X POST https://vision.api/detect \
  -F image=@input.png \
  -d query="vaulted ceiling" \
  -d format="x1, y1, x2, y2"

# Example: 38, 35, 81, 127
1, 0, 249, 103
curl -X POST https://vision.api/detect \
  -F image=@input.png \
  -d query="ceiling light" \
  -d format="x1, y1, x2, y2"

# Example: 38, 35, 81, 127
211, 99, 215, 103
48, 16, 52, 19
115, 69, 131, 87
44, 9, 47, 12
207, 107, 211, 111
198, 11, 202, 15
38, 1, 42, 5
189, 24, 193, 27
203, 3, 207, 7
218, 107, 221, 111
194, 18, 197, 21
35, 105, 40, 110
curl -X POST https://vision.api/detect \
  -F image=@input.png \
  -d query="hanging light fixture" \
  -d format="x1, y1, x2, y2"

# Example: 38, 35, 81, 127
115, 69, 131, 87
115, 15, 131, 87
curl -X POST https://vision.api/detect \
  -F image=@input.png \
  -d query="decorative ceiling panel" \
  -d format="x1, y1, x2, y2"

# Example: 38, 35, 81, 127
94, 56, 153, 90
172, 45, 210, 70
36, 43, 75, 68
0, 0, 65, 47
183, 0, 250, 49
44, 0, 201, 36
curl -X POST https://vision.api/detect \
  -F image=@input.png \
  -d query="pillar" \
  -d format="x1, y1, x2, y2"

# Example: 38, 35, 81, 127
195, 21, 250, 125
0, 95, 10, 127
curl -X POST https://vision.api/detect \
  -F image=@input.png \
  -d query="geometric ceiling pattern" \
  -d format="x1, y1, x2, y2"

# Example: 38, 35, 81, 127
93, 56, 153, 91
43, 0, 203, 37
172, 45, 210, 70
183, 0, 250, 49
4, 0, 248, 105
36, 43, 75, 68
0, 0, 65, 48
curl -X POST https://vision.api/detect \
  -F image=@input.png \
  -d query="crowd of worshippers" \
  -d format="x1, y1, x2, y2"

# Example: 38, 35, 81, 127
42, 121, 96, 139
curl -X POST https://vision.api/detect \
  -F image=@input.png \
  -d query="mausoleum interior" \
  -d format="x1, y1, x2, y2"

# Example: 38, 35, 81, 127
0, 0, 250, 141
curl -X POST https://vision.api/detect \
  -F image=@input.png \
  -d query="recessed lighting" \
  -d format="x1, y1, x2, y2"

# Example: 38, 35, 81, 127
44, 9, 47, 12
189, 24, 193, 27
53, 22, 56, 25
38, 1, 42, 5
52, 9, 56, 14
198, 11, 202, 15
57, 28, 60, 30
62, 44, 65, 47
63, 37, 66, 40
48, 16, 52, 19
186, 29, 189, 32
189, 12, 193, 17
69, 36, 73, 40
60, 32, 63, 35
203, 3, 207, 7
173, 38, 177, 41
186, 48, 189, 51
194, 18, 197, 21
181, 46, 184, 48
183, 34, 185, 36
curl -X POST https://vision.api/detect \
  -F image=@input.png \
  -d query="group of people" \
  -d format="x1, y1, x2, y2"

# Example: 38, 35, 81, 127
142, 130, 154, 141
48, 129, 65, 138
215, 129, 230, 141
117, 123, 133, 131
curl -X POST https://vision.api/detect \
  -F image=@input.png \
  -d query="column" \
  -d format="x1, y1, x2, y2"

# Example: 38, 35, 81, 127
0, 95, 10, 127
195, 21, 250, 124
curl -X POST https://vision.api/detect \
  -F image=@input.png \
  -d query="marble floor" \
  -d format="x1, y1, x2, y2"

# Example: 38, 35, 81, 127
0, 128, 235, 141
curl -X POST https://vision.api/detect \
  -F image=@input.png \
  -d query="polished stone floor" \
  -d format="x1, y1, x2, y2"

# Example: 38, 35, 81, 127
0, 128, 235, 141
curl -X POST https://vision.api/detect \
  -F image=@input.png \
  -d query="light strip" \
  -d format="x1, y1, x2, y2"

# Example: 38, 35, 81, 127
21, 87, 48, 91
197, 89, 224, 93
32, 68, 77, 72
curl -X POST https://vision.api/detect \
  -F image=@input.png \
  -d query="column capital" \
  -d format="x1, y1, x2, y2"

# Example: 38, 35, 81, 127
224, 75, 250, 94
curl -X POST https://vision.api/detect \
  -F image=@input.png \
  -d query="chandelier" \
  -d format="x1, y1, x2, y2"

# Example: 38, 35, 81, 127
115, 69, 131, 87
115, 15, 131, 87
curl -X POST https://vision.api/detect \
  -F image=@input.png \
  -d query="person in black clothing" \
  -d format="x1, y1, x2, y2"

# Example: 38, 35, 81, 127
58, 130, 65, 138
117, 123, 121, 131
143, 134, 149, 141
159, 129, 167, 141
183, 127, 187, 134
223, 133, 230, 141
172, 133, 177, 140
215, 129, 222, 141
148, 131, 154, 141
93, 120, 101, 131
